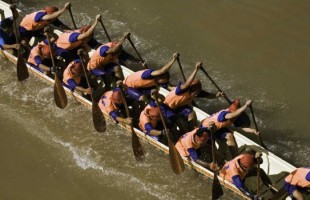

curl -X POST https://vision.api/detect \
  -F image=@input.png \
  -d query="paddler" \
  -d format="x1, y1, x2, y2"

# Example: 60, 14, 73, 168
219, 152, 264, 200
27, 40, 56, 73
139, 101, 163, 142
19, 2, 71, 49
284, 167, 310, 200
55, 14, 101, 64
201, 99, 259, 158
62, 59, 92, 95
163, 62, 224, 132
138, 89, 181, 143
124, 52, 179, 103
175, 125, 219, 171
98, 84, 132, 126
87, 32, 130, 89
0, 6, 20, 55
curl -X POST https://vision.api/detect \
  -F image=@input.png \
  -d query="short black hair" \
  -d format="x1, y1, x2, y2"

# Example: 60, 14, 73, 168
1, 18, 13, 29
196, 127, 210, 137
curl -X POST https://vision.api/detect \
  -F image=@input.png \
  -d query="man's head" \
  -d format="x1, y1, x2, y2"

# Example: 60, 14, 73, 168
0, 18, 13, 33
43, 6, 59, 14
41, 44, 56, 58
229, 99, 241, 112
70, 61, 83, 76
238, 153, 254, 171
147, 107, 160, 120
111, 90, 123, 106
195, 127, 210, 145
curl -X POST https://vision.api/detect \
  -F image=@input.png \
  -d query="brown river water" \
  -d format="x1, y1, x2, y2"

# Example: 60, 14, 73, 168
1, 0, 310, 199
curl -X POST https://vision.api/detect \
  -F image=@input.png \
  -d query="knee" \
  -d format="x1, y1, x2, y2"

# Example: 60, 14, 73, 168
114, 65, 122, 73
188, 111, 196, 121
225, 132, 235, 142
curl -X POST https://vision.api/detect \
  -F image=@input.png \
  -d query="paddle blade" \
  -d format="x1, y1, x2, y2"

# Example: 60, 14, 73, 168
212, 171, 224, 200
16, 51, 29, 81
54, 74, 68, 109
92, 100, 106, 132
167, 133, 185, 175
131, 128, 144, 160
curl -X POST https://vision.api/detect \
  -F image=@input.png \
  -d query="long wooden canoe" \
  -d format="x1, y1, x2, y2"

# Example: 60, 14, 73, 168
0, 1, 296, 199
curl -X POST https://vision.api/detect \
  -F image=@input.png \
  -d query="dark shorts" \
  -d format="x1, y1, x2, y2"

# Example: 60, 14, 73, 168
160, 104, 177, 125
126, 86, 157, 101
207, 128, 231, 142
55, 46, 75, 64
19, 26, 43, 41
90, 62, 118, 76
175, 105, 193, 118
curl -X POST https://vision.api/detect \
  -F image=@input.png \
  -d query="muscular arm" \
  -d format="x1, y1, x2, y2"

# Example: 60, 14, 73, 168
42, 8, 67, 21
144, 123, 162, 136
77, 15, 100, 40
41, 3, 70, 21
225, 100, 252, 120
180, 62, 201, 90
0, 44, 18, 50
241, 127, 259, 135
151, 53, 178, 76
116, 116, 132, 125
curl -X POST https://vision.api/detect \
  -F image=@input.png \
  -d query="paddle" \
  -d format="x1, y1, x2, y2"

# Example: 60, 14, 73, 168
257, 157, 261, 199
210, 124, 224, 200
44, 31, 68, 109
153, 94, 185, 175
67, 5, 77, 29
98, 19, 112, 42
249, 105, 269, 150
126, 34, 148, 69
10, 5, 29, 81
77, 49, 106, 132
176, 56, 199, 108
117, 82, 144, 160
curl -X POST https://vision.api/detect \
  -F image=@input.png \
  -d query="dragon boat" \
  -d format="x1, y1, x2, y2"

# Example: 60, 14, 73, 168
0, 1, 298, 199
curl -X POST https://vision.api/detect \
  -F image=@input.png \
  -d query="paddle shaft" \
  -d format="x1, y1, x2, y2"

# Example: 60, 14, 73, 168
45, 35, 56, 68
68, 7, 77, 29
99, 19, 111, 42
118, 84, 144, 159
249, 105, 268, 150
211, 130, 217, 164
200, 66, 231, 104
176, 57, 199, 108
78, 51, 93, 100
153, 95, 185, 175
126, 35, 148, 69
257, 159, 260, 197
210, 126, 224, 199
78, 50, 107, 132
45, 32, 68, 109
154, 98, 169, 132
